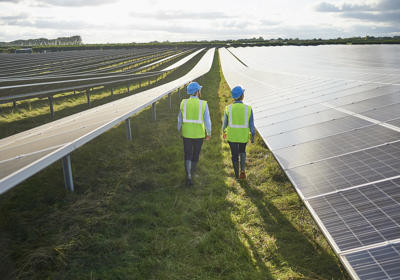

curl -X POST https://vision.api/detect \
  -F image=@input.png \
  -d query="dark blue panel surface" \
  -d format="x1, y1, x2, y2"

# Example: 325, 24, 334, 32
287, 141, 400, 198
274, 125, 400, 168
309, 178, 400, 251
345, 243, 400, 279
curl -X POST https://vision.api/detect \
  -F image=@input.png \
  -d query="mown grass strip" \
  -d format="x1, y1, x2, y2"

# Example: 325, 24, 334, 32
0, 50, 349, 279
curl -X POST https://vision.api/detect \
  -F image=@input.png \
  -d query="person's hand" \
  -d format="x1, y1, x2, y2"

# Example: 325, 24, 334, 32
223, 133, 227, 140
205, 135, 211, 141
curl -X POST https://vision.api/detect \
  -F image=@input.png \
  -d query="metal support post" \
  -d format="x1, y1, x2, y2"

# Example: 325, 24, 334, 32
125, 119, 132, 141
73, 90, 76, 95
111, 88, 114, 96
48, 96, 54, 118
138, 80, 141, 88
86, 89, 90, 107
168, 93, 172, 110
13, 100, 17, 109
127, 85, 130, 93
62, 154, 74, 192
152, 102, 157, 121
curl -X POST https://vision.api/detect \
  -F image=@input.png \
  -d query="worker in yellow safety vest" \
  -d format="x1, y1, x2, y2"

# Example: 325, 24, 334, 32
178, 81, 211, 186
222, 85, 255, 179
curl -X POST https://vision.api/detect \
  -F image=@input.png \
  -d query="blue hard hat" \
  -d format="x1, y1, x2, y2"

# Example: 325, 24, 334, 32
231, 85, 245, 99
187, 82, 202, 95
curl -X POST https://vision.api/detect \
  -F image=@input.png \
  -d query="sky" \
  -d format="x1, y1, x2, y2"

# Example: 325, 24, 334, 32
0, 0, 399, 43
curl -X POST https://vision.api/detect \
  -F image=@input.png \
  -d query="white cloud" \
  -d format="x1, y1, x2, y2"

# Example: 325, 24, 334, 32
130, 10, 232, 20
0, 0, 114, 6
0, 0, 399, 43
315, 0, 400, 24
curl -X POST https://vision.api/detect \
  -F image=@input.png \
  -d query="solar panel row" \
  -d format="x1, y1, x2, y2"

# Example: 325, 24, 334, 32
0, 48, 215, 195
0, 48, 200, 109
219, 45, 400, 280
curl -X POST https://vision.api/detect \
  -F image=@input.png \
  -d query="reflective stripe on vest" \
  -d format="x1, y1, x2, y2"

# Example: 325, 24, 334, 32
183, 99, 203, 124
228, 104, 249, 128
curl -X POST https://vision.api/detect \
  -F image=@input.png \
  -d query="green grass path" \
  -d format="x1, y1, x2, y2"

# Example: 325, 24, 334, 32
0, 51, 349, 279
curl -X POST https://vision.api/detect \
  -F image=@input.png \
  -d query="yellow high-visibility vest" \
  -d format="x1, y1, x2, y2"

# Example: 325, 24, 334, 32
226, 103, 251, 143
180, 98, 206, 138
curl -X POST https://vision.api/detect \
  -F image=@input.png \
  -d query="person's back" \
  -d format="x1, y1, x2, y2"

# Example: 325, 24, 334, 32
180, 97, 207, 139
225, 102, 251, 143
222, 85, 255, 179
177, 82, 211, 186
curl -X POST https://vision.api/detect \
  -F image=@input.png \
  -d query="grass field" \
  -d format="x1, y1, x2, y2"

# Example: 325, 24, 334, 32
0, 51, 350, 279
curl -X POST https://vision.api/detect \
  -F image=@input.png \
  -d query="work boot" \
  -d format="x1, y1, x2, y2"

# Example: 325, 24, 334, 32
185, 160, 193, 187
232, 161, 240, 179
240, 153, 246, 179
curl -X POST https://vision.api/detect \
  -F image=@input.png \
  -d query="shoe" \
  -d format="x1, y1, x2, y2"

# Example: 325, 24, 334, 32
240, 170, 246, 179
186, 178, 193, 187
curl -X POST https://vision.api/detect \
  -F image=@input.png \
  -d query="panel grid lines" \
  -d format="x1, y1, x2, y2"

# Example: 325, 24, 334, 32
220, 46, 400, 280
345, 243, 400, 279
288, 141, 400, 198
309, 178, 400, 252
323, 191, 365, 251
268, 116, 373, 151
367, 250, 391, 280
274, 125, 400, 169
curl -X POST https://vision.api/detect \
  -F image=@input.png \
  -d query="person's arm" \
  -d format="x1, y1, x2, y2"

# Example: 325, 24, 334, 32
177, 111, 182, 132
222, 110, 228, 133
204, 103, 211, 137
249, 109, 255, 143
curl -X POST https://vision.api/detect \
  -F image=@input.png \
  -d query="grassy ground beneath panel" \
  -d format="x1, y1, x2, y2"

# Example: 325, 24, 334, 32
0, 51, 350, 279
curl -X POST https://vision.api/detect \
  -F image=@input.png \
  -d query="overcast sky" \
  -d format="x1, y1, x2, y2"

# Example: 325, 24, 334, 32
0, 0, 399, 43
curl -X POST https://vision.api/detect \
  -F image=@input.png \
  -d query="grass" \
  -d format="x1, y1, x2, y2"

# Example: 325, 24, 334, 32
0, 50, 350, 279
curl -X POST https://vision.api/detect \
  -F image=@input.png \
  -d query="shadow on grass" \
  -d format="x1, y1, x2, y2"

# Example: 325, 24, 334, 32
239, 178, 348, 279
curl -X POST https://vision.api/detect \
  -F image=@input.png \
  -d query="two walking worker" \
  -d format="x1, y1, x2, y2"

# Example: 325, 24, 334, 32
178, 82, 254, 186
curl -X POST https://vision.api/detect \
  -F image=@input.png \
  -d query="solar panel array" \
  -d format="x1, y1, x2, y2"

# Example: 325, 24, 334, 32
219, 45, 400, 280
0, 48, 191, 103
0, 48, 215, 194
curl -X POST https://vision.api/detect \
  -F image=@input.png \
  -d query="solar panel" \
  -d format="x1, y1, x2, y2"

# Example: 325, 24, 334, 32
344, 243, 400, 279
266, 116, 372, 151
309, 178, 400, 251
362, 104, 400, 122
256, 103, 330, 126
287, 141, 400, 198
339, 92, 400, 114
274, 125, 400, 168
388, 118, 400, 128
219, 45, 400, 279
257, 109, 348, 136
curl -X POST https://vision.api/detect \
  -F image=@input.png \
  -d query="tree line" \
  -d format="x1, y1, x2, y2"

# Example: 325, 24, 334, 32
0, 36, 399, 53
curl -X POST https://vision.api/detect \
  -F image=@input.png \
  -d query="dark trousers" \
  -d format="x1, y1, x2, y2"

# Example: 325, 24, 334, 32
228, 142, 247, 163
183, 137, 204, 162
